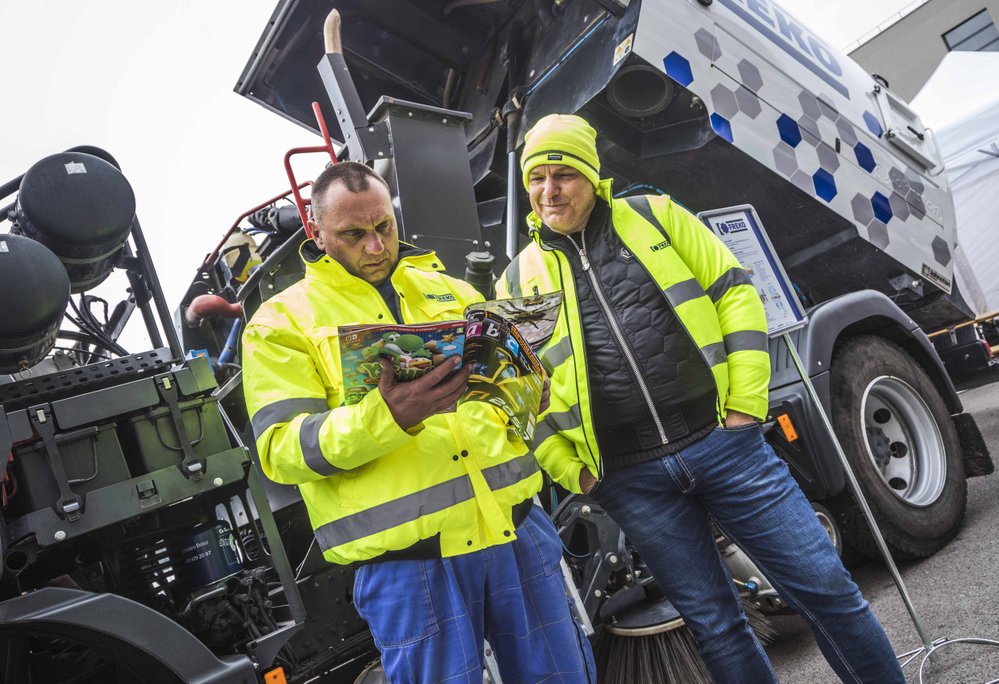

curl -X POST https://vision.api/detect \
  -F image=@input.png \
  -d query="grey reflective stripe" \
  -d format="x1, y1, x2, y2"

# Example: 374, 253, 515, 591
623, 196, 671, 242
707, 268, 753, 303
482, 454, 541, 490
664, 279, 706, 308
251, 397, 329, 439
314, 475, 474, 551
299, 411, 340, 476
701, 341, 728, 367
533, 404, 583, 446
624, 195, 708, 308
724, 330, 769, 354
541, 336, 572, 375
504, 257, 524, 298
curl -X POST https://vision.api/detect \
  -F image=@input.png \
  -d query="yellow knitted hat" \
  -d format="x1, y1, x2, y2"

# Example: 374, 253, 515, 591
521, 114, 601, 191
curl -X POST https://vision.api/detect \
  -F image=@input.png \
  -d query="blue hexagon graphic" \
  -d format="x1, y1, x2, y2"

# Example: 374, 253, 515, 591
871, 192, 893, 223
854, 142, 876, 173
863, 111, 884, 138
777, 114, 802, 148
710, 113, 734, 143
663, 52, 693, 87
812, 169, 837, 202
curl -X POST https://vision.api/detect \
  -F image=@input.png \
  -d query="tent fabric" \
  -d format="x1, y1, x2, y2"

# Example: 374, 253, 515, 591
911, 52, 999, 316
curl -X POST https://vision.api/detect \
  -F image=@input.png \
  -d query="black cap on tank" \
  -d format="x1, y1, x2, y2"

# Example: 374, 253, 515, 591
14, 152, 135, 292
0, 234, 71, 373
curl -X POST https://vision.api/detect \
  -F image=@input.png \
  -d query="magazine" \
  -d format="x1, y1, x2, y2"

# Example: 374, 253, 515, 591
337, 293, 562, 442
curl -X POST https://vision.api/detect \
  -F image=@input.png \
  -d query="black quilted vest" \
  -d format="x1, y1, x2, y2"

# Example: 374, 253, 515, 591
540, 200, 718, 470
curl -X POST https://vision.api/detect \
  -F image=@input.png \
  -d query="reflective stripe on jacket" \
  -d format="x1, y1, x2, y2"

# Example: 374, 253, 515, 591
497, 192, 769, 493
242, 243, 542, 564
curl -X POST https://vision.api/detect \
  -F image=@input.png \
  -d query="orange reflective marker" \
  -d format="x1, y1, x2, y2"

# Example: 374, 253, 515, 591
777, 414, 799, 442
264, 667, 287, 684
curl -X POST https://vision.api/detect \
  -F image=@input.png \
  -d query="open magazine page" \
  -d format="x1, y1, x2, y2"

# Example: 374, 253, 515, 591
338, 321, 465, 405
465, 292, 563, 350
460, 310, 546, 443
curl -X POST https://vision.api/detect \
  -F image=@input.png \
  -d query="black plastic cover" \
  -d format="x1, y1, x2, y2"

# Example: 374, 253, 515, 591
15, 152, 135, 292
0, 234, 70, 372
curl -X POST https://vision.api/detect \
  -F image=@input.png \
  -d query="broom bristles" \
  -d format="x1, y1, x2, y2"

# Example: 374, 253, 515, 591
744, 599, 779, 645
596, 621, 710, 684
596, 598, 776, 684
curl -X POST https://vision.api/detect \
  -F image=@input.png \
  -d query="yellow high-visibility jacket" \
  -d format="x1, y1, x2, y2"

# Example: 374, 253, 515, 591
497, 191, 770, 493
242, 244, 541, 565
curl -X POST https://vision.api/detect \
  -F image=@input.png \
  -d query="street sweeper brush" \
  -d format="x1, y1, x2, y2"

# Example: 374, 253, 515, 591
595, 594, 777, 684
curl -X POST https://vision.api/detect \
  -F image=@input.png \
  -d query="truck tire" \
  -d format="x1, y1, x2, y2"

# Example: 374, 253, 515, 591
828, 335, 966, 560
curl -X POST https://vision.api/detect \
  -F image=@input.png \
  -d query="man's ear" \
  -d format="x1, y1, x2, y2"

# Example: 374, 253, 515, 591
308, 220, 324, 249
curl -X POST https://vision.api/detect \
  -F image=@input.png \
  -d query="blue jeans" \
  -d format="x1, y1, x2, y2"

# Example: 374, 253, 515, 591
593, 424, 905, 684
353, 505, 596, 683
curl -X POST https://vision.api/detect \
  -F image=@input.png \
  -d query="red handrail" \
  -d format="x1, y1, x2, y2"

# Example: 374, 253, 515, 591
284, 148, 328, 238
285, 102, 340, 238
206, 102, 339, 265
203, 182, 312, 268
314, 101, 338, 160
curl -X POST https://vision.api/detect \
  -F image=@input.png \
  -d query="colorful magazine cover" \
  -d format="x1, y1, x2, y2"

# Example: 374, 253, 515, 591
337, 293, 562, 442
466, 292, 563, 350
461, 309, 546, 442
338, 322, 466, 406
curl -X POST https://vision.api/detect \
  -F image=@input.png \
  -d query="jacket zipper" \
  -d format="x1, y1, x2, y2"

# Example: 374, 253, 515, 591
567, 231, 669, 446
539, 237, 604, 481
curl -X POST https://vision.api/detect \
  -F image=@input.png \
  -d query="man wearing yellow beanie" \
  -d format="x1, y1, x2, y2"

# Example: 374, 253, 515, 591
498, 113, 905, 684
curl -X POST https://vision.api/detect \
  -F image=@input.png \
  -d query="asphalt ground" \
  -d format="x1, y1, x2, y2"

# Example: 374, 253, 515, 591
767, 369, 999, 684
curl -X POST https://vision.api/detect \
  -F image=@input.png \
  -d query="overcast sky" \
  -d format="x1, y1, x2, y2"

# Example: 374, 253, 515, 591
782, 0, 915, 49
0, 0, 916, 335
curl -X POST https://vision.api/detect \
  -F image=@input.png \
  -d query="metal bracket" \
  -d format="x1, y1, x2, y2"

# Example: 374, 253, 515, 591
554, 498, 630, 621
351, 121, 393, 163
27, 405, 83, 522
889, 274, 924, 298
316, 54, 393, 163
154, 375, 204, 480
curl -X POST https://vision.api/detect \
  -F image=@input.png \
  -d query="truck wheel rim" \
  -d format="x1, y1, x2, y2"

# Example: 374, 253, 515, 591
859, 375, 946, 507
813, 506, 840, 551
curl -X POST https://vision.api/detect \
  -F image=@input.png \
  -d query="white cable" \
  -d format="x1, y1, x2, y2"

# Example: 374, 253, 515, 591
294, 537, 316, 581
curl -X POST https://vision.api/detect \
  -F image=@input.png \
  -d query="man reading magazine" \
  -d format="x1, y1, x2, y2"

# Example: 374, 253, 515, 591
241, 161, 595, 682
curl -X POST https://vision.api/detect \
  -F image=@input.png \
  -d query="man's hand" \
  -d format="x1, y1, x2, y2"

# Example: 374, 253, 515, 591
378, 357, 471, 431
539, 376, 551, 414
724, 409, 757, 428
579, 468, 597, 494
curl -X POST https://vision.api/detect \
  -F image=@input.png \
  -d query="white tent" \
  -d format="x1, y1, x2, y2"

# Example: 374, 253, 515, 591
911, 51, 999, 317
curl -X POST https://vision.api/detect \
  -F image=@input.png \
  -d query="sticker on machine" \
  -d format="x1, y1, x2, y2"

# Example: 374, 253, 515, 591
921, 264, 952, 292
614, 34, 634, 66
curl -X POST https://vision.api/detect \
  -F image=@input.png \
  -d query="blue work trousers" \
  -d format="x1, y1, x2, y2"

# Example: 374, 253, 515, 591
352, 505, 596, 683
593, 424, 906, 684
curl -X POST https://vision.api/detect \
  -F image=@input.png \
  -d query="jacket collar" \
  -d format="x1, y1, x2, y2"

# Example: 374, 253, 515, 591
300, 240, 443, 288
